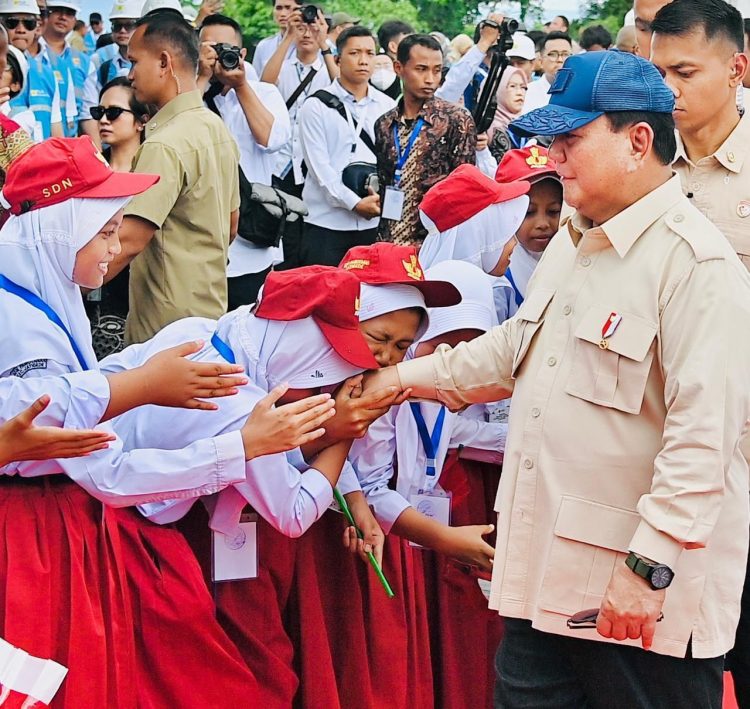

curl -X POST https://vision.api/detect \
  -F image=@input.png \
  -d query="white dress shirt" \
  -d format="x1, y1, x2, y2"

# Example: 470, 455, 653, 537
252, 32, 295, 77
298, 78, 395, 231
101, 316, 336, 538
436, 45, 486, 103
211, 62, 292, 277
273, 54, 333, 181
521, 74, 551, 114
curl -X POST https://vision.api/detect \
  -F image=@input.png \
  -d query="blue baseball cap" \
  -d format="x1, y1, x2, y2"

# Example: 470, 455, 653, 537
510, 50, 675, 137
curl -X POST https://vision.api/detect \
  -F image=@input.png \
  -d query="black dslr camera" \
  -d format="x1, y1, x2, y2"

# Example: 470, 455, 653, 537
471, 18, 520, 134
213, 43, 242, 70
300, 4, 318, 23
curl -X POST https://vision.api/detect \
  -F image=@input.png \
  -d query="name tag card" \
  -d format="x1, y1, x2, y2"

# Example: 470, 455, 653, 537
212, 512, 258, 582
409, 489, 451, 547
382, 187, 405, 221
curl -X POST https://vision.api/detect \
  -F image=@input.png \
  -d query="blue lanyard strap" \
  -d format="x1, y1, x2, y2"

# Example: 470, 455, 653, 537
0, 274, 89, 371
210, 332, 236, 364
505, 268, 524, 307
409, 402, 446, 477
392, 117, 424, 187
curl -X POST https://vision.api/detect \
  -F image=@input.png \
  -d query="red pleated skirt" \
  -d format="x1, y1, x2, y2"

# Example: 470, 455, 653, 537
0, 477, 137, 709
417, 453, 504, 709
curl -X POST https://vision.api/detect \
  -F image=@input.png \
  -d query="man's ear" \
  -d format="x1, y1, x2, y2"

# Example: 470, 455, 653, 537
629, 122, 654, 161
394, 60, 403, 78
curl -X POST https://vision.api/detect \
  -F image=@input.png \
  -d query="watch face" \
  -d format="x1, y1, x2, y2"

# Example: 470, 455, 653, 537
651, 565, 673, 590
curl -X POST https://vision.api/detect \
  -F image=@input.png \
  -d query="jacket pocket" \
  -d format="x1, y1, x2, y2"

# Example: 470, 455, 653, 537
511, 288, 555, 377
538, 496, 640, 614
565, 306, 657, 414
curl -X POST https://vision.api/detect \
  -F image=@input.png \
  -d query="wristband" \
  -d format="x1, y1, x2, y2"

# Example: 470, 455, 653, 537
321, 48, 333, 56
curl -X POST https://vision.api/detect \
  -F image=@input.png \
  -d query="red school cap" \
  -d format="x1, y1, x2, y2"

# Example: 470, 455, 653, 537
495, 146, 560, 186
1, 136, 159, 215
254, 266, 379, 370
340, 243, 461, 308
419, 163, 530, 234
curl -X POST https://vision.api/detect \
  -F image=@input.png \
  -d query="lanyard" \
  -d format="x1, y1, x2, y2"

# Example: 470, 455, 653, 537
505, 268, 524, 307
392, 117, 424, 187
210, 332, 236, 364
0, 274, 90, 371
409, 402, 446, 481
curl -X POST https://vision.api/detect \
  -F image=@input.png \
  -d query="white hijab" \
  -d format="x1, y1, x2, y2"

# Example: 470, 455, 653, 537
213, 305, 365, 390
418, 196, 529, 274
0, 197, 129, 374
507, 243, 542, 300
359, 282, 430, 341
394, 261, 495, 498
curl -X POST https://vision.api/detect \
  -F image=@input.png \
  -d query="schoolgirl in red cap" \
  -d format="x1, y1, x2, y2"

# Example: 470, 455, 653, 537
0, 129, 330, 707
104, 266, 392, 708
495, 146, 563, 311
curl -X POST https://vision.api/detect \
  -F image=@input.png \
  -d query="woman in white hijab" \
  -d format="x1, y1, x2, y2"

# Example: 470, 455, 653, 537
418, 164, 530, 323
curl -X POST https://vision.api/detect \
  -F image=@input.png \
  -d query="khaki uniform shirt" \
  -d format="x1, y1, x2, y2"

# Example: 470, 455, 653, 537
397, 176, 750, 658
674, 111, 750, 270
124, 90, 240, 344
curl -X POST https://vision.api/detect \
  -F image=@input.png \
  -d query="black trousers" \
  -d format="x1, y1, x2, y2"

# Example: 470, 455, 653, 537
227, 267, 271, 311
727, 528, 750, 708
495, 618, 723, 709
299, 223, 378, 267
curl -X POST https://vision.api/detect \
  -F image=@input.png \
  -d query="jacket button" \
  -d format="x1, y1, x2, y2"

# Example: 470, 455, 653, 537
547, 356, 557, 367
580, 256, 591, 267
673, 214, 684, 223
563, 305, 572, 316
531, 407, 541, 418
523, 458, 533, 469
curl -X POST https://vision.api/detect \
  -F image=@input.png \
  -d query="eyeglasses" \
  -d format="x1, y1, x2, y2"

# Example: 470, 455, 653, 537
90, 105, 134, 121
545, 51, 572, 61
4, 17, 39, 30
112, 20, 136, 32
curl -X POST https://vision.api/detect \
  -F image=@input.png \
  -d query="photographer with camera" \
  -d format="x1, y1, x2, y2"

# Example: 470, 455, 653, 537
297, 25, 395, 266
198, 14, 291, 307
261, 5, 337, 197
252, 0, 300, 76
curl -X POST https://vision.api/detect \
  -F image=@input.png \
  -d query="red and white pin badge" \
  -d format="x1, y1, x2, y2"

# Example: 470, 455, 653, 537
599, 312, 622, 349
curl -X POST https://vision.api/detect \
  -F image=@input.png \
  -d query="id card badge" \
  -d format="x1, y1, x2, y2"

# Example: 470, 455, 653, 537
212, 512, 258, 582
382, 186, 405, 221
409, 488, 452, 548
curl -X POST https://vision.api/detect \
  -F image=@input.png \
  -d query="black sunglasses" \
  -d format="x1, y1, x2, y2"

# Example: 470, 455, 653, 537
112, 20, 136, 32
90, 105, 135, 121
4, 17, 38, 30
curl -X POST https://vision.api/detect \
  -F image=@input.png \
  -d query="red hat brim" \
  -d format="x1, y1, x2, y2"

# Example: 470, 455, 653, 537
74, 170, 159, 200
315, 317, 380, 369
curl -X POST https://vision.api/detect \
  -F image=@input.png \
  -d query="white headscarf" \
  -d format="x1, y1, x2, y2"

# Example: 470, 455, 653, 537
213, 305, 365, 390
418, 196, 529, 274
358, 282, 430, 341
507, 243, 542, 301
0, 197, 130, 374
394, 261, 495, 498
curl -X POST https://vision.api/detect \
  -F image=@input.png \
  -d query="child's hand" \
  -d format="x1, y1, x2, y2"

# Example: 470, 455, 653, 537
139, 340, 248, 410
342, 491, 385, 565
438, 524, 495, 572
240, 384, 335, 460
0, 395, 115, 466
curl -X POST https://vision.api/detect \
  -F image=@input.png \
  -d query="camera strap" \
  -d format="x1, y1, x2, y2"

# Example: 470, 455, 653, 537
309, 89, 377, 156
286, 67, 318, 110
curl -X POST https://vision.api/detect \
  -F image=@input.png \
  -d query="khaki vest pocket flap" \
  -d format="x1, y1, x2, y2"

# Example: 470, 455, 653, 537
574, 308, 657, 362
515, 288, 556, 324
554, 496, 640, 553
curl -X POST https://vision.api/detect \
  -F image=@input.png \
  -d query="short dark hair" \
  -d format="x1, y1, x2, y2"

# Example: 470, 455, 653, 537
555, 15, 570, 29
651, 0, 744, 52
606, 111, 676, 165
580, 24, 612, 50
74, 18, 85, 31
96, 32, 114, 49
6, 49, 23, 95
541, 31, 572, 52
396, 33, 442, 65
89, 12, 102, 22
745, 18, 750, 42
135, 10, 200, 71
377, 20, 413, 52
199, 13, 243, 44
336, 25, 374, 55
99, 76, 157, 126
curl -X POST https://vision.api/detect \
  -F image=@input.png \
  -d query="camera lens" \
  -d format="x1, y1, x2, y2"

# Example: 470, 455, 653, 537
301, 4, 318, 23
506, 18, 519, 34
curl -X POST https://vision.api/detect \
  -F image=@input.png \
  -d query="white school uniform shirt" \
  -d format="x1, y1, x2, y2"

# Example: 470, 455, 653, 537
298, 78, 395, 231
101, 316, 336, 538
273, 53, 333, 181
212, 62, 292, 277
521, 74, 551, 114
252, 32, 295, 77
349, 398, 506, 533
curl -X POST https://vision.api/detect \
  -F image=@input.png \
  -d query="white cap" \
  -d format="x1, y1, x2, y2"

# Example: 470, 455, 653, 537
47, 0, 80, 12
140, 0, 181, 17
181, 4, 196, 21
509, 33, 536, 60
6, 45, 28, 89
110, 0, 141, 19
0, 0, 40, 15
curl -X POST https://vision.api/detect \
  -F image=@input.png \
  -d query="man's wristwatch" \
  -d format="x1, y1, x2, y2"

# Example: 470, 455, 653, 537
321, 48, 333, 56
625, 552, 674, 590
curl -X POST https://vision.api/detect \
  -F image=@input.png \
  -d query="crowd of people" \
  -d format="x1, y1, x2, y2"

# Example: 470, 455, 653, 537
0, 0, 749, 707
